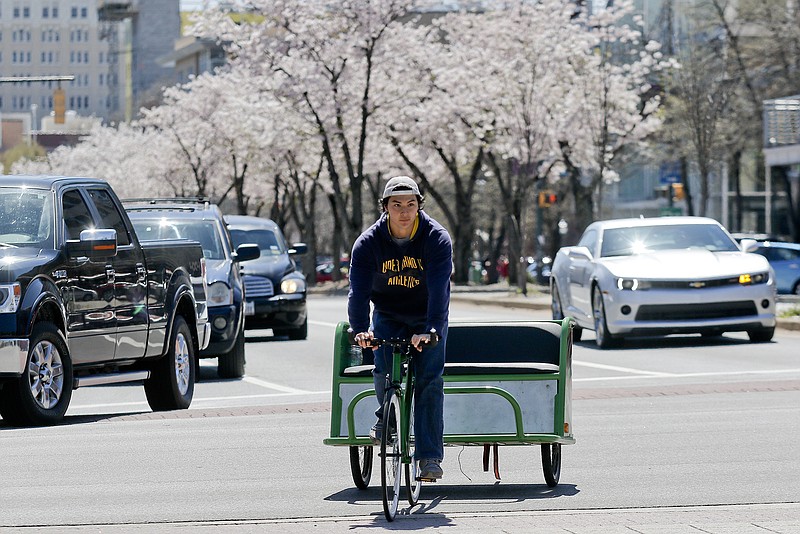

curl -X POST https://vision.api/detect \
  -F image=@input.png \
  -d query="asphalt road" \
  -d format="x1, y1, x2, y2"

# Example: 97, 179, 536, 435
1, 296, 800, 532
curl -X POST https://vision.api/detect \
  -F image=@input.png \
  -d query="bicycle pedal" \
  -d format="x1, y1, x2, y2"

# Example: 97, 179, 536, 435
416, 476, 437, 482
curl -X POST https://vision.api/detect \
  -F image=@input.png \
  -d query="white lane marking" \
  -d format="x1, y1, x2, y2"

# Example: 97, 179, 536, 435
242, 376, 311, 394
70, 391, 331, 411
310, 320, 339, 328
575, 367, 800, 382
573, 360, 677, 376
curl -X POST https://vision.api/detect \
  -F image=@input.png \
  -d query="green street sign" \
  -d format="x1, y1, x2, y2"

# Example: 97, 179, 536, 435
660, 207, 683, 216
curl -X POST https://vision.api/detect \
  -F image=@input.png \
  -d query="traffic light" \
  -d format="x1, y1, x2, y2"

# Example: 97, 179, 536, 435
671, 183, 685, 201
538, 190, 557, 208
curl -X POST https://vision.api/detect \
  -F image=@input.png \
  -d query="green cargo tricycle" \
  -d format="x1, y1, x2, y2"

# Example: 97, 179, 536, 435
323, 319, 576, 521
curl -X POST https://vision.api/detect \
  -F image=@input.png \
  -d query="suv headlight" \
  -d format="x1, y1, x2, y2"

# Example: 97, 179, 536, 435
281, 278, 306, 294
207, 281, 232, 306
0, 283, 21, 313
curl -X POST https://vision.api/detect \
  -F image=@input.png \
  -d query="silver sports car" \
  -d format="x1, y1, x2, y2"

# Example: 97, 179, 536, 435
550, 216, 777, 348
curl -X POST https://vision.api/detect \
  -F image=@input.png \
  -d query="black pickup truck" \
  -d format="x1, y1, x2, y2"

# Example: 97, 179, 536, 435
0, 176, 210, 426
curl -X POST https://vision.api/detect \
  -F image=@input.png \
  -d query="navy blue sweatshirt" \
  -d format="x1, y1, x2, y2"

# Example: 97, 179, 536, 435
348, 210, 452, 335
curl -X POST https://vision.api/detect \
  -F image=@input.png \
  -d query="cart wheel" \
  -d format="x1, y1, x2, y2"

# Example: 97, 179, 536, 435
541, 443, 561, 487
381, 392, 402, 521
349, 445, 373, 489
405, 395, 421, 505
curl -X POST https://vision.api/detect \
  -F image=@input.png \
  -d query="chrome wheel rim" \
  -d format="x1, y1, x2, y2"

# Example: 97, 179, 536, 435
28, 340, 64, 410
174, 332, 191, 396
593, 290, 606, 344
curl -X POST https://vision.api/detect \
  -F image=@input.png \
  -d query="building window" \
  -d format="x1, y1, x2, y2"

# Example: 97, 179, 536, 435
81, 7, 87, 18
43, 7, 49, 18
23, 7, 29, 18
71, 7, 77, 18
13, 7, 19, 18
53, 7, 59, 18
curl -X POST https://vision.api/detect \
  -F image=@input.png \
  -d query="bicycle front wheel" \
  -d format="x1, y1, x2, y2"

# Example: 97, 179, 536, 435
405, 394, 421, 505
381, 391, 402, 521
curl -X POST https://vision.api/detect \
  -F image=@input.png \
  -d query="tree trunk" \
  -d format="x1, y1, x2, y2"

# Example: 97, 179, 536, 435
681, 157, 694, 217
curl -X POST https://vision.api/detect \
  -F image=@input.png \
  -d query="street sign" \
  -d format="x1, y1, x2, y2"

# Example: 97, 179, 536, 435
659, 161, 681, 185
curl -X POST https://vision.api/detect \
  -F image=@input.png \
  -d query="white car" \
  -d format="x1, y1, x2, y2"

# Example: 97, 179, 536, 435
550, 216, 777, 348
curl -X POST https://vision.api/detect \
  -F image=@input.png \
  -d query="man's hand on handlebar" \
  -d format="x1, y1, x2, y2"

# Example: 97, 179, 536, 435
353, 331, 375, 349
410, 333, 432, 352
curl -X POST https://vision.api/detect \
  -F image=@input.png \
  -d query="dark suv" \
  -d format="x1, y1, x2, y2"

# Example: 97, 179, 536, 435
124, 199, 259, 378
225, 215, 308, 340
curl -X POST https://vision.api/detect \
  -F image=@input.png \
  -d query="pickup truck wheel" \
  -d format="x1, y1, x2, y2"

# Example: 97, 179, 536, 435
0, 323, 73, 426
145, 316, 195, 411
218, 326, 246, 379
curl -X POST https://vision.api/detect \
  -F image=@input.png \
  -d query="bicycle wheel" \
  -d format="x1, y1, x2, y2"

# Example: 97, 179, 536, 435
405, 394, 421, 505
349, 445, 373, 489
541, 443, 561, 487
381, 391, 402, 521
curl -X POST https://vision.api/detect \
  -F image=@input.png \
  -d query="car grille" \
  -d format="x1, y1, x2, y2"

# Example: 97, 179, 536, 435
635, 301, 758, 321
648, 277, 749, 289
243, 275, 274, 298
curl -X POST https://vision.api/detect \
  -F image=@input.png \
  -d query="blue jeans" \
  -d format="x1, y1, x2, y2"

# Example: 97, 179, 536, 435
371, 311, 447, 462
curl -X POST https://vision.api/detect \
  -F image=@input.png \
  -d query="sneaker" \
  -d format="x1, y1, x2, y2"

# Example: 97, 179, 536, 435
369, 423, 382, 445
418, 459, 443, 480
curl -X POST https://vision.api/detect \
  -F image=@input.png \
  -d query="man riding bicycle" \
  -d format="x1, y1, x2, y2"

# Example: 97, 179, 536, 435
348, 175, 453, 481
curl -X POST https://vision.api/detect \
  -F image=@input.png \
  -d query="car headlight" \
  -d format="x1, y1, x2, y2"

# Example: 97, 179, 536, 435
738, 272, 769, 285
616, 278, 650, 291
0, 283, 21, 313
207, 281, 232, 306
281, 278, 306, 294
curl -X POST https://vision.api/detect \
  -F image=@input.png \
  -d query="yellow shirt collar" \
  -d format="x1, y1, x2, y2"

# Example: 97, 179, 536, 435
388, 213, 419, 240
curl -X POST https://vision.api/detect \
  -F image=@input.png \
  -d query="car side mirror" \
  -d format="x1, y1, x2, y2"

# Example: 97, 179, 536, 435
234, 243, 260, 262
288, 242, 308, 255
569, 246, 593, 260
65, 228, 118, 259
740, 239, 758, 253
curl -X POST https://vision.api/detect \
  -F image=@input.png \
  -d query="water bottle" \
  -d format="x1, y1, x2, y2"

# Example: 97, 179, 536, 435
349, 346, 363, 367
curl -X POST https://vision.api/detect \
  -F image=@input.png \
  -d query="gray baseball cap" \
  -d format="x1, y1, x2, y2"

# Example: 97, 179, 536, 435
381, 176, 420, 199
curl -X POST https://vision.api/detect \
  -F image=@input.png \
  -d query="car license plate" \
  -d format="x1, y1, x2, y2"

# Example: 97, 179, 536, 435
245, 301, 255, 316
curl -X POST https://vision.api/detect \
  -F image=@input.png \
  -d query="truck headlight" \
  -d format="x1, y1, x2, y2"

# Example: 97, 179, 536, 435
207, 281, 232, 306
0, 283, 21, 313
281, 278, 306, 294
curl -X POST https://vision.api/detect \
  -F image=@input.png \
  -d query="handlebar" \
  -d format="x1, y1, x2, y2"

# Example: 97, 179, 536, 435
348, 329, 439, 349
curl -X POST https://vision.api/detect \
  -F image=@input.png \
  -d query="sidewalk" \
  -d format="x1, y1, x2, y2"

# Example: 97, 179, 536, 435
310, 281, 800, 332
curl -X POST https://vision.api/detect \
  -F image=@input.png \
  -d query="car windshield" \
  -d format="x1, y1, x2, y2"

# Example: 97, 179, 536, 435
131, 218, 226, 260
229, 228, 286, 256
600, 224, 739, 257
0, 187, 55, 249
